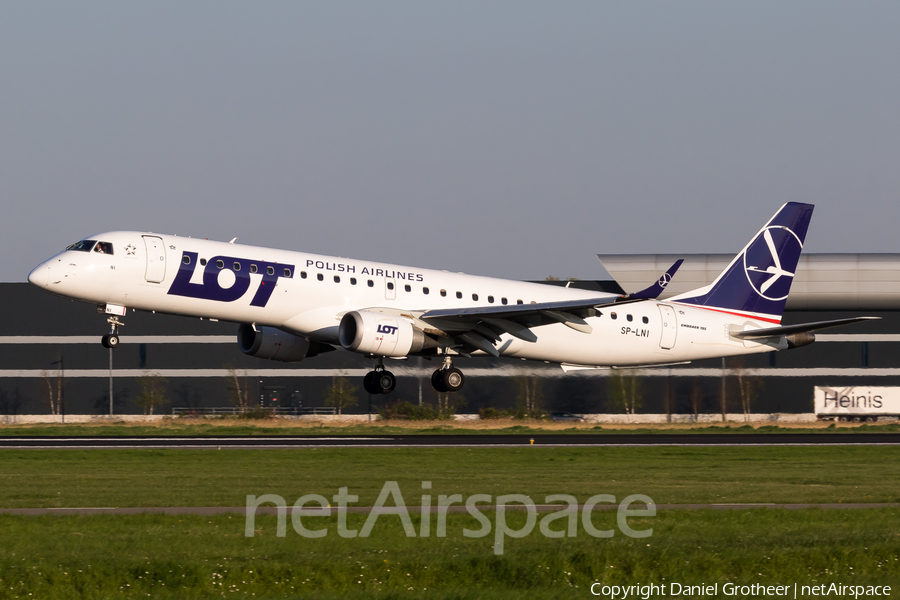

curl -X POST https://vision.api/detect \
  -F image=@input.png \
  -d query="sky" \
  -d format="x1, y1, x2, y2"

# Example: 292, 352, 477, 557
2, 2, 899, 283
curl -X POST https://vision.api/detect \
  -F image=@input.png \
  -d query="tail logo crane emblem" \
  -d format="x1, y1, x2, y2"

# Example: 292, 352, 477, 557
743, 226, 802, 302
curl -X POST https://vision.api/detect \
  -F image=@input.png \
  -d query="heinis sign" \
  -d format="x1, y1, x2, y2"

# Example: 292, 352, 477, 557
814, 386, 900, 416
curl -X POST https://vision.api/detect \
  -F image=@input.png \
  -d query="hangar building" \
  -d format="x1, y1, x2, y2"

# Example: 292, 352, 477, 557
1, 253, 898, 417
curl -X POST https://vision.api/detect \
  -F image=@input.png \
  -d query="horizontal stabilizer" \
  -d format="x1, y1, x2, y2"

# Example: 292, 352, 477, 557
731, 316, 881, 340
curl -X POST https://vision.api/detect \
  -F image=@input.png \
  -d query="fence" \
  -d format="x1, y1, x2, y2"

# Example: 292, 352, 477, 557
171, 406, 337, 417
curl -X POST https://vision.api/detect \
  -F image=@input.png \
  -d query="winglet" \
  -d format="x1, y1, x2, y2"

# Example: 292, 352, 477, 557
621, 259, 684, 300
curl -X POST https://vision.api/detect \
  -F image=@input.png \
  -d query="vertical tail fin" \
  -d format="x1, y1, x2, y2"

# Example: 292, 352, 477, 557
667, 202, 814, 324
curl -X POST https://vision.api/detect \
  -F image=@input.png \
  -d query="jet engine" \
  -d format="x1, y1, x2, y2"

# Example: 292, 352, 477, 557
339, 311, 435, 357
237, 323, 332, 362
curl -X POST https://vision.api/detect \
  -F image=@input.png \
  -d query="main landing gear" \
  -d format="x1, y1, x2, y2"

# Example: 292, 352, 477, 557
431, 356, 465, 393
101, 316, 123, 349
363, 358, 396, 395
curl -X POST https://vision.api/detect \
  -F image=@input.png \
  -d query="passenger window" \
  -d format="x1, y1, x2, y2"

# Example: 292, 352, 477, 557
334, 276, 340, 283
440, 289, 447, 297
456, 291, 462, 299
642, 316, 649, 324
387, 282, 394, 290
472, 293, 478, 301
284, 269, 291, 277
517, 300, 523, 305
317, 273, 324, 281
488, 296, 494, 303
501, 298, 508, 305
423, 287, 430, 294
627, 314, 633, 322
182, 255, 191, 265
217, 260, 225, 269
405, 284, 411, 292
300, 271, 307, 279
611, 312, 617, 320
233, 262, 241, 271
200, 258, 207, 266
94, 242, 114, 255
367, 280, 374, 287
250, 264, 258, 274
350, 278, 357, 285
266, 266, 274, 275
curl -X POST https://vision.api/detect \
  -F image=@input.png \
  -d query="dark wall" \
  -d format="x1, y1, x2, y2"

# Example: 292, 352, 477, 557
1, 284, 897, 415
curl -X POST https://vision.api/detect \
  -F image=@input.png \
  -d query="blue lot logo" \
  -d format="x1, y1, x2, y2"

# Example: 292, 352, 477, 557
168, 252, 294, 307
377, 324, 399, 335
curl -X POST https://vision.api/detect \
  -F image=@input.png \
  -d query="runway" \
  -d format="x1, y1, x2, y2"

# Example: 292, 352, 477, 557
2, 432, 900, 448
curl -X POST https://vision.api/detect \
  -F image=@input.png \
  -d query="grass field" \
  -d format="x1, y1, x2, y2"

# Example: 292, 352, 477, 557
2, 445, 899, 598
0, 418, 898, 437
1, 509, 897, 599
1, 446, 899, 508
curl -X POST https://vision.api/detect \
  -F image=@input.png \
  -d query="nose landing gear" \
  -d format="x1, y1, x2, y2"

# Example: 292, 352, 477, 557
101, 316, 123, 349
431, 356, 465, 393
363, 358, 396, 395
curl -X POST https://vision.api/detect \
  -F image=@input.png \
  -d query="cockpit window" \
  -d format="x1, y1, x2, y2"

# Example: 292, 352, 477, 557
66, 239, 96, 252
94, 242, 114, 255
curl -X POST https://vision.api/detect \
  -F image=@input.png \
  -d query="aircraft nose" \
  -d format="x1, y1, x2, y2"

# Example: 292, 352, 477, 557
28, 263, 50, 287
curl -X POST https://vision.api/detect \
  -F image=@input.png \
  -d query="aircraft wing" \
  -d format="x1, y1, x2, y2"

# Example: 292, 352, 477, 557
417, 260, 684, 356
730, 316, 881, 340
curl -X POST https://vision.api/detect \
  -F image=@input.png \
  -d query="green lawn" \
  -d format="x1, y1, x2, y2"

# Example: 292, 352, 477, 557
0, 421, 898, 436
0, 509, 896, 599
2, 445, 898, 598
1, 446, 898, 508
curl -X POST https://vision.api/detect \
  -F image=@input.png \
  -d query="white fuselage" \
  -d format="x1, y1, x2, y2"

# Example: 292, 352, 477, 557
28, 231, 779, 367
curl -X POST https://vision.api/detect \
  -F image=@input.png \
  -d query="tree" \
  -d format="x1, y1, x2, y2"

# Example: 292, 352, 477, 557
324, 370, 358, 416
40, 369, 62, 415
730, 357, 763, 422
226, 365, 251, 412
606, 371, 643, 418
435, 390, 461, 418
135, 372, 168, 415
690, 379, 703, 419
514, 376, 544, 418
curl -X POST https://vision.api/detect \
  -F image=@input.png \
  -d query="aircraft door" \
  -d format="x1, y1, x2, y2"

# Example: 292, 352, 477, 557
658, 304, 677, 350
143, 236, 167, 283
384, 276, 396, 300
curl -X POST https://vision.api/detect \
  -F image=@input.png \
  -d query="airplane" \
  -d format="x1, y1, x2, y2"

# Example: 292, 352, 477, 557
28, 202, 878, 395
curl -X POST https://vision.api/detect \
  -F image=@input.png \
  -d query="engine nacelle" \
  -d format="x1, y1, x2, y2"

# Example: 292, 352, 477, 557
339, 311, 432, 357
237, 324, 321, 362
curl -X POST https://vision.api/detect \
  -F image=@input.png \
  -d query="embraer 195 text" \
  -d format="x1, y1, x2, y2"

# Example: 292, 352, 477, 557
28, 203, 878, 394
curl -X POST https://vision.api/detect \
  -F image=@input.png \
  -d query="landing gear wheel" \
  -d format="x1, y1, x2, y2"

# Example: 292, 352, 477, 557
377, 371, 396, 394
364, 371, 381, 395
101, 335, 110, 349
107, 334, 120, 348
431, 369, 448, 393
442, 367, 465, 392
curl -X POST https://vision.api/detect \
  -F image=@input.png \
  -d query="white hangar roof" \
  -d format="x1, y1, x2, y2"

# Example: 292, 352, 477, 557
597, 254, 900, 310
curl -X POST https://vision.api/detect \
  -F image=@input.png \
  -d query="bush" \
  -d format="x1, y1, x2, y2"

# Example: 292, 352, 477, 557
238, 407, 275, 420
478, 407, 511, 419
380, 401, 452, 421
